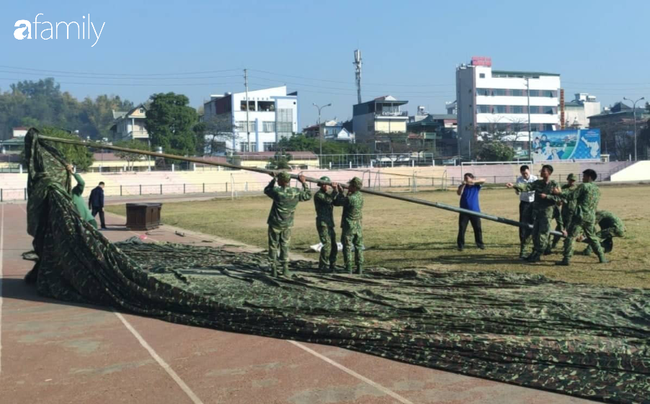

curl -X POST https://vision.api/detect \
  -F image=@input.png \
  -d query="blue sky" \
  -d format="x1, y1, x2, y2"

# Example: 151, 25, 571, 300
2, 0, 649, 128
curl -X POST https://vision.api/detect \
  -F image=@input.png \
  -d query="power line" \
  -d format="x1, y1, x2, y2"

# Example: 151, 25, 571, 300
0, 64, 241, 78
249, 68, 453, 87
249, 76, 454, 94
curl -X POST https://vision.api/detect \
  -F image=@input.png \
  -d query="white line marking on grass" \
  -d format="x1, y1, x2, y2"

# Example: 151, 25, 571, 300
0, 204, 5, 375
114, 311, 204, 404
288, 340, 415, 404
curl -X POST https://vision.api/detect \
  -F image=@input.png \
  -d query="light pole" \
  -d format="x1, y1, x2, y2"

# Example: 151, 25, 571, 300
623, 96, 645, 161
312, 102, 331, 168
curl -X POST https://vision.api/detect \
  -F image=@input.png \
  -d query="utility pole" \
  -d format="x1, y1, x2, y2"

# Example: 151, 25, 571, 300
623, 96, 645, 161
525, 77, 532, 159
313, 103, 332, 168
244, 68, 251, 153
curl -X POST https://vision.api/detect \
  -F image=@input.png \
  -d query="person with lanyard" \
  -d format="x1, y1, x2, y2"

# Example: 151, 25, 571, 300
514, 165, 538, 259
456, 173, 486, 251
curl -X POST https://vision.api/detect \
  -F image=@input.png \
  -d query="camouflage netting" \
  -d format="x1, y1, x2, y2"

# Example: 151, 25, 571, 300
24, 129, 650, 403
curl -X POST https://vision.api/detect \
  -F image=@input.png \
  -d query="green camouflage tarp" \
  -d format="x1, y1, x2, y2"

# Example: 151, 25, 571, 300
23, 129, 650, 403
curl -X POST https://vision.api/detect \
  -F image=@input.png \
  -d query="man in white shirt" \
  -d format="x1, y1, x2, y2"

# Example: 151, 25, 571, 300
515, 165, 538, 259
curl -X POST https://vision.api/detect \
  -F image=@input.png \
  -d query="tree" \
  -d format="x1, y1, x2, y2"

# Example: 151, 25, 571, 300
196, 114, 238, 156
267, 151, 292, 169
38, 127, 95, 171
146, 93, 198, 156
477, 142, 515, 161
114, 140, 149, 171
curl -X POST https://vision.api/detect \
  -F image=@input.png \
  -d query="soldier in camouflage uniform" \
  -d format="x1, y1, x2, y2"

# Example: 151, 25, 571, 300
264, 171, 312, 277
314, 176, 339, 272
506, 164, 558, 263
547, 173, 579, 253
334, 177, 364, 274
553, 169, 607, 265
580, 210, 625, 256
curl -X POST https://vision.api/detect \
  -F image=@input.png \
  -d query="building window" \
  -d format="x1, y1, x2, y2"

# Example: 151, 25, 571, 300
529, 90, 540, 97
543, 106, 556, 114
476, 88, 490, 96
239, 142, 257, 152
493, 89, 507, 96
511, 89, 523, 96
236, 121, 256, 132
263, 142, 275, 151
494, 105, 507, 113
240, 101, 255, 111
511, 106, 524, 114
479, 73, 485, 78
262, 121, 275, 132
276, 122, 292, 133
477, 105, 491, 113
258, 101, 275, 112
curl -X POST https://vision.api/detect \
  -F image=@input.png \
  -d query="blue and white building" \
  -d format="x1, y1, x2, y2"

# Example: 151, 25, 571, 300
203, 86, 298, 153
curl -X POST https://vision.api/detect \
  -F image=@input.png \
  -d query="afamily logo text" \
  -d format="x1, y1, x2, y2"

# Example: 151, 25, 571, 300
14, 14, 106, 47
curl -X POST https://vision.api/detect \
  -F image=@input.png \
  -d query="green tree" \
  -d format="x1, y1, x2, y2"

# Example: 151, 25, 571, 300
267, 151, 292, 169
114, 139, 149, 171
477, 142, 516, 161
146, 93, 198, 156
39, 127, 95, 171
276, 134, 318, 152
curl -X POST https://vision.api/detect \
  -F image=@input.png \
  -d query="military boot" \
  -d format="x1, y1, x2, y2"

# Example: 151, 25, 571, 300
355, 265, 363, 275
328, 264, 337, 273
270, 264, 278, 278
555, 258, 570, 266
526, 252, 541, 263
283, 263, 293, 277
598, 254, 608, 264
345, 266, 353, 274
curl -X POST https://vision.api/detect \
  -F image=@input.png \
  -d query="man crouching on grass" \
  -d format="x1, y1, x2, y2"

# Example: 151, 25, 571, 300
264, 171, 311, 277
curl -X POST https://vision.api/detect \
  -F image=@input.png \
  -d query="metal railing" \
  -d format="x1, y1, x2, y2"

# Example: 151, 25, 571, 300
0, 170, 623, 202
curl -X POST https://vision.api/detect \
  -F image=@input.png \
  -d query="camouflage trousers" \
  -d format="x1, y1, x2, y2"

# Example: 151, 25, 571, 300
268, 226, 291, 269
563, 219, 604, 259
531, 212, 553, 255
341, 224, 363, 271
583, 227, 624, 255
317, 224, 337, 269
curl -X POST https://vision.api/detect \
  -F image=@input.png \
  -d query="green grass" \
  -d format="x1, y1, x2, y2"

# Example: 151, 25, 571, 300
106, 186, 650, 289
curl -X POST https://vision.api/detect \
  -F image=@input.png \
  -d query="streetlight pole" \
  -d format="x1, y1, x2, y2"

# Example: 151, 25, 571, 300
623, 96, 645, 162
312, 102, 331, 168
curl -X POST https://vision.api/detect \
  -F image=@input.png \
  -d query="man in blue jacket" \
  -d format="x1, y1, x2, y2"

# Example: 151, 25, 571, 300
88, 181, 107, 229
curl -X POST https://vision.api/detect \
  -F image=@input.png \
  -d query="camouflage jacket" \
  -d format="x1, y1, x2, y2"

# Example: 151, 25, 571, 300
559, 183, 578, 228
334, 190, 363, 230
70, 173, 94, 222
597, 210, 625, 233
314, 189, 338, 227
264, 179, 311, 229
512, 179, 559, 217
562, 182, 600, 223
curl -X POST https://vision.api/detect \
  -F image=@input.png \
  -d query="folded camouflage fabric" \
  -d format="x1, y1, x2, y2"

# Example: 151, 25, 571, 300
23, 129, 650, 403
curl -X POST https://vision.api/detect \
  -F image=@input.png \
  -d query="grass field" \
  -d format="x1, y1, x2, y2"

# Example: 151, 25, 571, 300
107, 185, 650, 289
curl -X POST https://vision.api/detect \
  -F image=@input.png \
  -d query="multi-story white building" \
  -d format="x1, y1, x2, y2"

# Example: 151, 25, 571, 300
456, 57, 561, 158
203, 86, 298, 153
564, 93, 601, 129
110, 104, 149, 142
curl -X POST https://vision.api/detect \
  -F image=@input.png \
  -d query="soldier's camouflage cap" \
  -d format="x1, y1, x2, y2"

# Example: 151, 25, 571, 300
277, 171, 291, 182
348, 177, 363, 188
318, 176, 331, 185
567, 173, 577, 181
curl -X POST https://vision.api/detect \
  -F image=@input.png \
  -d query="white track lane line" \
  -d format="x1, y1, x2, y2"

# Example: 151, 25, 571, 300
0, 204, 5, 375
114, 312, 204, 404
288, 341, 415, 404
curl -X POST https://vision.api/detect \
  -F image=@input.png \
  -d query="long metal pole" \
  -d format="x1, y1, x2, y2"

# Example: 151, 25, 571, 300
633, 104, 637, 162
35, 134, 563, 236
526, 77, 532, 159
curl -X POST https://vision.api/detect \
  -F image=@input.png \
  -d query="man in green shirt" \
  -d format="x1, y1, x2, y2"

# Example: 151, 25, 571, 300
264, 171, 311, 277
581, 210, 625, 256
506, 164, 559, 263
66, 165, 98, 229
314, 176, 339, 272
335, 177, 364, 274
548, 173, 579, 253
553, 169, 607, 266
